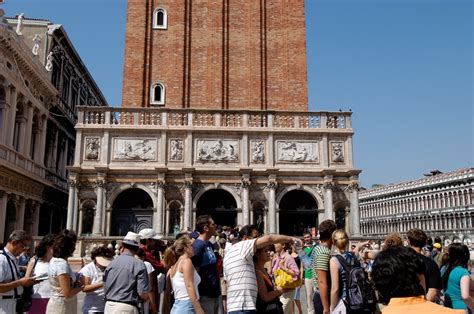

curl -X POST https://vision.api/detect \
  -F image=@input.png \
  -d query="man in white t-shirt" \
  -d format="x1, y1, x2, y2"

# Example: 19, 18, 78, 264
223, 225, 299, 314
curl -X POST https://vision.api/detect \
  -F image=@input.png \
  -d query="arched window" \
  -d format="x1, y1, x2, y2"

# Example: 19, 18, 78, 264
153, 8, 168, 29
151, 83, 165, 105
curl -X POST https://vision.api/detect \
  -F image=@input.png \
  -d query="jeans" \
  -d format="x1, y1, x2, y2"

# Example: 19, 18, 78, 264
171, 299, 195, 313
228, 311, 257, 314
200, 295, 221, 314
313, 290, 324, 314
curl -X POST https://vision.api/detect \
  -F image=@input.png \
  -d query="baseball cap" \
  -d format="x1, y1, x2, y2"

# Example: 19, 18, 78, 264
433, 243, 442, 249
139, 228, 162, 240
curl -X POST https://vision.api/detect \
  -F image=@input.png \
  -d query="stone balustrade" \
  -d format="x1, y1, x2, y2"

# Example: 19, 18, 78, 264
78, 107, 351, 131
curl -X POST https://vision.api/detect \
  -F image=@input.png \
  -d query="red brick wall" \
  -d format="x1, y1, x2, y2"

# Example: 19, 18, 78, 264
121, 0, 308, 111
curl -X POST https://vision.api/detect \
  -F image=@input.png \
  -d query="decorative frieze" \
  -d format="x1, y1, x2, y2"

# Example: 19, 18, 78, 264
331, 142, 344, 163
169, 139, 184, 162
112, 138, 157, 161
251, 140, 265, 163
276, 141, 318, 163
84, 137, 100, 160
196, 139, 238, 162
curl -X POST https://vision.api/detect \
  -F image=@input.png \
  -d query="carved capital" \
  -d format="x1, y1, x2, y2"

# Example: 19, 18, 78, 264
95, 179, 106, 189
241, 175, 251, 189
183, 179, 193, 189
266, 181, 278, 190
323, 182, 335, 191
68, 179, 78, 188
156, 180, 166, 189
347, 182, 359, 192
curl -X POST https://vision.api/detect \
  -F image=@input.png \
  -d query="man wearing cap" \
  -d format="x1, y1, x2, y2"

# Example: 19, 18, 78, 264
104, 232, 149, 314
192, 215, 221, 313
0, 230, 37, 314
138, 228, 165, 273
432, 240, 444, 267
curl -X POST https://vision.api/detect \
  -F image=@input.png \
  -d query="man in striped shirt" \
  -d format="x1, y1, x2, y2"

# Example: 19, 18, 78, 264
223, 225, 300, 314
311, 219, 337, 314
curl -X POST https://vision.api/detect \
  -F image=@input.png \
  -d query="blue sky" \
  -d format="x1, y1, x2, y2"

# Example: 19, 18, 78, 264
3, 0, 472, 188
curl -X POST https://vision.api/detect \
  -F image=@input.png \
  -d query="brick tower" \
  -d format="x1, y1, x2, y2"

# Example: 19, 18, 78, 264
121, 0, 308, 110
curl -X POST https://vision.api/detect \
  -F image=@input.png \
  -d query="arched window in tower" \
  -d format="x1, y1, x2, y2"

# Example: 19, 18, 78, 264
151, 83, 165, 105
153, 8, 168, 29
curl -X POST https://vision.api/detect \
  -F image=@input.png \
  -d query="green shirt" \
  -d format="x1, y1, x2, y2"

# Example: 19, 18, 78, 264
303, 245, 315, 279
311, 245, 331, 288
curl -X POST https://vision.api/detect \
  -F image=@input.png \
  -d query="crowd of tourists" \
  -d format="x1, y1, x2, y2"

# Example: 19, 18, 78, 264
0, 216, 472, 314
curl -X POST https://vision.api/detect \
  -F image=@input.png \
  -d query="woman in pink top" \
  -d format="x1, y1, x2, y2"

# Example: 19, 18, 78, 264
271, 242, 300, 314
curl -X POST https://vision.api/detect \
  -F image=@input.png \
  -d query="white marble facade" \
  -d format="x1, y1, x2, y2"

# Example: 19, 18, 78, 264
69, 108, 361, 237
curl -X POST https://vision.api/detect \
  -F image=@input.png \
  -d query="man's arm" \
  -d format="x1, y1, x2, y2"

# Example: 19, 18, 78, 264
0, 277, 35, 293
317, 269, 330, 314
255, 234, 295, 250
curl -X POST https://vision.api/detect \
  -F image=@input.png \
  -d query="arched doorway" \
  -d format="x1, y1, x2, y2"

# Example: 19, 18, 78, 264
196, 189, 237, 227
279, 190, 318, 236
252, 202, 265, 234
168, 201, 182, 236
111, 188, 153, 236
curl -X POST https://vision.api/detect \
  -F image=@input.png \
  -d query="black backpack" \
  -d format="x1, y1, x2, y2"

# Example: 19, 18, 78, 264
335, 255, 377, 313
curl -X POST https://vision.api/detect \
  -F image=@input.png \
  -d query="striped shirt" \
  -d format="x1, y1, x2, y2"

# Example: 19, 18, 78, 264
223, 239, 257, 312
311, 244, 331, 288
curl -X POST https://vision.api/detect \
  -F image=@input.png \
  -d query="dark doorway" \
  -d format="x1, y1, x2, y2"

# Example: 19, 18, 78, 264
111, 188, 153, 236
253, 202, 265, 234
278, 190, 318, 236
196, 189, 237, 227
168, 201, 182, 236
4, 200, 16, 242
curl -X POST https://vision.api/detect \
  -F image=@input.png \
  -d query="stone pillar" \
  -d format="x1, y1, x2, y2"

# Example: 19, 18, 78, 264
23, 104, 34, 156
318, 208, 325, 229
155, 181, 165, 235
16, 197, 25, 230
38, 117, 48, 165
323, 182, 334, 221
241, 175, 250, 226
183, 178, 193, 231
66, 179, 77, 230
267, 181, 277, 233
349, 182, 361, 236
164, 207, 170, 235
105, 208, 112, 236
0, 191, 7, 243
6, 87, 17, 147
77, 208, 84, 235
32, 201, 40, 236
93, 179, 105, 235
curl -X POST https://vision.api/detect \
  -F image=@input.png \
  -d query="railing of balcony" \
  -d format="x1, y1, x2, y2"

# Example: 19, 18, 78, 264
78, 107, 352, 130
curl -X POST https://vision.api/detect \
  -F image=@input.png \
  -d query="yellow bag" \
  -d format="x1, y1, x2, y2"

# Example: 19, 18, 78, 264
274, 268, 301, 289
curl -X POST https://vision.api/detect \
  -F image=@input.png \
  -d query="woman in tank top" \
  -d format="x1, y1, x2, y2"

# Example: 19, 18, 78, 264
163, 235, 204, 314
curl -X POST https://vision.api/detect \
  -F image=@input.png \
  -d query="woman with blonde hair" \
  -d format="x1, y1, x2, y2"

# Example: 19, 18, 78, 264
329, 229, 362, 314
162, 235, 204, 314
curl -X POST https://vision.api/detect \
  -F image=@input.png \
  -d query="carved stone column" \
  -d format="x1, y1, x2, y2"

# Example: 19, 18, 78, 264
0, 191, 7, 243
6, 87, 17, 147
155, 180, 165, 235
77, 208, 84, 235
348, 182, 361, 236
323, 182, 334, 221
23, 104, 34, 156
105, 207, 112, 236
16, 197, 25, 230
32, 201, 40, 236
267, 180, 277, 233
241, 175, 250, 226
93, 179, 105, 235
38, 117, 48, 165
183, 178, 193, 231
66, 179, 77, 230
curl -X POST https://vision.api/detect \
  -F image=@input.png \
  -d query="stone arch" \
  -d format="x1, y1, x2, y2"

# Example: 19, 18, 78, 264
194, 185, 240, 227
193, 184, 241, 209
275, 185, 322, 209
80, 199, 96, 235
107, 183, 157, 209
276, 185, 320, 236
167, 200, 183, 235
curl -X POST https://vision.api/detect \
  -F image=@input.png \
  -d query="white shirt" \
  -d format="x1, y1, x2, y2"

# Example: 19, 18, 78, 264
171, 260, 201, 301
80, 262, 105, 312
0, 248, 23, 297
223, 239, 258, 312
32, 259, 52, 298
48, 257, 76, 298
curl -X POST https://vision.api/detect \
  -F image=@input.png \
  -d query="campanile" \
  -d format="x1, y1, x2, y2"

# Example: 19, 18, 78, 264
121, 0, 308, 110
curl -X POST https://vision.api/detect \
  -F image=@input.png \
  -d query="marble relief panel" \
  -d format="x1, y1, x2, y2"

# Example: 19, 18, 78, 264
331, 141, 345, 163
195, 139, 239, 162
276, 141, 319, 163
84, 137, 100, 160
169, 139, 184, 162
112, 138, 157, 161
250, 140, 265, 163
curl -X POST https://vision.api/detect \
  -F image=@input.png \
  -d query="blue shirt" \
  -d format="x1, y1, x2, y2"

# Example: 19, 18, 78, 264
442, 266, 470, 310
191, 238, 220, 298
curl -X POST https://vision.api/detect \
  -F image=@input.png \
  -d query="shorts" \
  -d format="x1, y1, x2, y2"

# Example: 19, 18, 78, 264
171, 299, 195, 314
294, 287, 301, 300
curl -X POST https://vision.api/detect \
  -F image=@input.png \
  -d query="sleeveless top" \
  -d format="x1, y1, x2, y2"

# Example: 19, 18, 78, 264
256, 269, 281, 313
171, 259, 201, 300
